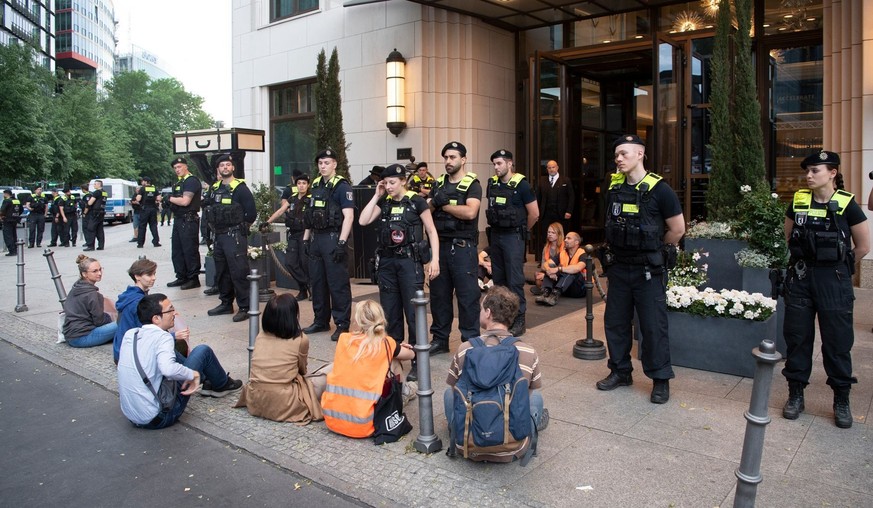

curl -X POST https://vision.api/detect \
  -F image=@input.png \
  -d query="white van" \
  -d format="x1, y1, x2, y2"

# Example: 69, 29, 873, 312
89, 178, 138, 224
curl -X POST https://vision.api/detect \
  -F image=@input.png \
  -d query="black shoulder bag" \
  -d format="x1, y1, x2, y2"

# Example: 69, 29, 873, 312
132, 331, 180, 413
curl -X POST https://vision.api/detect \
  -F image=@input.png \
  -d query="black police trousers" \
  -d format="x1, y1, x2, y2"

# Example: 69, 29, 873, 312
430, 239, 480, 342
603, 262, 674, 380
82, 212, 104, 249
285, 229, 309, 289
309, 230, 351, 329
489, 228, 528, 316
377, 253, 424, 344
214, 230, 250, 309
171, 214, 201, 281
27, 214, 45, 246
782, 261, 857, 389
3, 221, 18, 252
59, 215, 77, 246
138, 207, 160, 247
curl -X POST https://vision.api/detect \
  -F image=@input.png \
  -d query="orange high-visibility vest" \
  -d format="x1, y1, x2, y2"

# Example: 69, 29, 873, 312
321, 333, 395, 438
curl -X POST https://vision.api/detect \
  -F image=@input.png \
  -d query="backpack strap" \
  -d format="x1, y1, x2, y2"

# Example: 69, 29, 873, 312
520, 416, 537, 467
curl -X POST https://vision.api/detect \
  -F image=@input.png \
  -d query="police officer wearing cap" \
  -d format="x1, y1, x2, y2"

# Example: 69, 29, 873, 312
409, 162, 435, 198
302, 149, 355, 341
1, 189, 24, 255
427, 141, 483, 356
135, 176, 162, 248
166, 157, 203, 289
486, 149, 539, 336
265, 171, 311, 301
781, 151, 869, 429
59, 187, 78, 247
82, 180, 107, 251
360, 163, 440, 347
47, 189, 62, 247
25, 186, 48, 248
596, 135, 685, 404
203, 154, 257, 322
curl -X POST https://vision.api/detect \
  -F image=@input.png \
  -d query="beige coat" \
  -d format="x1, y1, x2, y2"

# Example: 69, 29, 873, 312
234, 332, 323, 424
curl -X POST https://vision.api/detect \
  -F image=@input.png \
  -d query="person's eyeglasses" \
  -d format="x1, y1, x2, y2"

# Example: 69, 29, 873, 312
160, 307, 176, 315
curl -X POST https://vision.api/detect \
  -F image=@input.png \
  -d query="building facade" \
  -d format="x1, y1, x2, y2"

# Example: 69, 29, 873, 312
232, 0, 873, 286
0, 0, 55, 70
116, 43, 172, 81
55, 0, 116, 87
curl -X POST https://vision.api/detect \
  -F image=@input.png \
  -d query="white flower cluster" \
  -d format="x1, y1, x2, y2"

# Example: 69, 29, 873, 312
686, 221, 735, 239
666, 286, 777, 322
734, 247, 773, 269
740, 184, 752, 194
247, 246, 263, 260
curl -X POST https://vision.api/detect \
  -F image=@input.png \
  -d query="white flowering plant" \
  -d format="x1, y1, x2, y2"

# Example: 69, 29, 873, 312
733, 186, 788, 268
734, 247, 772, 269
271, 240, 287, 252
667, 286, 777, 322
668, 248, 709, 288
686, 220, 735, 239
247, 246, 263, 260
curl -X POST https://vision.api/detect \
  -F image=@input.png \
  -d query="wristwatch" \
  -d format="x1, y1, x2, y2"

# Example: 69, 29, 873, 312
338, 240, 347, 246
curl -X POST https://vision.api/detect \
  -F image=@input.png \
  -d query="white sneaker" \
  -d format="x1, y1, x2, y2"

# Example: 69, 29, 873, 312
402, 381, 418, 405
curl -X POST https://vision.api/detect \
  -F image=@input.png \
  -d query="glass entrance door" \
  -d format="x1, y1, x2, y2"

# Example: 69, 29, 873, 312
653, 35, 684, 195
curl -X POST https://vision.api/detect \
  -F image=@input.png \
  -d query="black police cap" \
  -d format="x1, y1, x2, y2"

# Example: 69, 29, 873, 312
293, 172, 310, 183
171, 157, 187, 167
215, 153, 233, 165
381, 164, 406, 179
441, 141, 467, 157
140, 175, 153, 183
800, 150, 840, 169
612, 134, 646, 150
417, 162, 428, 169
314, 149, 337, 163
490, 149, 513, 162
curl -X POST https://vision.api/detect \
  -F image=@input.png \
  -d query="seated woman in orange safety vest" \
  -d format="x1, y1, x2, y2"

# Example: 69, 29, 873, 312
535, 231, 586, 306
321, 300, 415, 438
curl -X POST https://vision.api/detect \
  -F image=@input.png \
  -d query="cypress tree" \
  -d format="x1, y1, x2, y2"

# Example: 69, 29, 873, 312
732, 0, 766, 189
314, 47, 350, 179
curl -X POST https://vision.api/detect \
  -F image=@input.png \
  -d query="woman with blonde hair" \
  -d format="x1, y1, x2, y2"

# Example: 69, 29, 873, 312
63, 254, 117, 348
531, 222, 564, 295
321, 299, 415, 438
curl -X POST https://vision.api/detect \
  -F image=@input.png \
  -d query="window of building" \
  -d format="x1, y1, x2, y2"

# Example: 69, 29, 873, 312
270, 79, 317, 187
271, 0, 318, 23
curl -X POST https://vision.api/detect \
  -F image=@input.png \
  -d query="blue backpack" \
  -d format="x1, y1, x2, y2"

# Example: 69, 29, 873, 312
449, 335, 536, 464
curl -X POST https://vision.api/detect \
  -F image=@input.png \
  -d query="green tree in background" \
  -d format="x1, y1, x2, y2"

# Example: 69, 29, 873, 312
315, 47, 350, 179
733, 0, 766, 189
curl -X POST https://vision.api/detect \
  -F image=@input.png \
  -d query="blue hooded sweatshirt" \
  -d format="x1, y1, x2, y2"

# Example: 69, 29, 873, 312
114, 285, 146, 363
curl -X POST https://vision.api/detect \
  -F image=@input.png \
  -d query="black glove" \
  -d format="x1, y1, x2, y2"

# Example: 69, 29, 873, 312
303, 240, 311, 257
430, 189, 449, 208
332, 240, 348, 263
258, 222, 271, 234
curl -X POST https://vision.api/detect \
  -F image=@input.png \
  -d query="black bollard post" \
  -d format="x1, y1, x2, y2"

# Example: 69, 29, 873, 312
573, 244, 605, 360
43, 248, 67, 307
246, 268, 262, 379
412, 289, 442, 454
15, 239, 27, 312
258, 232, 275, 303
734, 339, 782, 508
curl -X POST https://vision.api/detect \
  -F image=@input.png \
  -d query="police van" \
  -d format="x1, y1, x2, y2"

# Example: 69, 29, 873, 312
89, 178, 138, 224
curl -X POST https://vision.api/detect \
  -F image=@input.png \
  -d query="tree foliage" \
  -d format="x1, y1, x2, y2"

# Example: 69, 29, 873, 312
732, 0, 766, 188
314, 47, 350, 179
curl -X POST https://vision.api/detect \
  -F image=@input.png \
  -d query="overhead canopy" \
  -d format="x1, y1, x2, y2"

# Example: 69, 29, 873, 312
345, 0, 687, 32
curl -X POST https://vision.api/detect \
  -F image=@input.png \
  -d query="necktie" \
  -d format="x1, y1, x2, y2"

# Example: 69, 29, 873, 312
550, 176, 556, 187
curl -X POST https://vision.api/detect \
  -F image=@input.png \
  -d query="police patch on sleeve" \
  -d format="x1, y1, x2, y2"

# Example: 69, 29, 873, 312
346, 191, 353, 201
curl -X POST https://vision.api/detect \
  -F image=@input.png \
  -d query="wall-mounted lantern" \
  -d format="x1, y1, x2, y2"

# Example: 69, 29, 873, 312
386, 48, 406, 136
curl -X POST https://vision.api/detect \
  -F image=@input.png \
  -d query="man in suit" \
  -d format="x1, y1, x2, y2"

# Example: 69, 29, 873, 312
537, 160, 574, 243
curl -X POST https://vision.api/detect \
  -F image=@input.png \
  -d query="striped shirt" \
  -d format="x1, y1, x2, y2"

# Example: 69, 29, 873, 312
446, 334, 542, 390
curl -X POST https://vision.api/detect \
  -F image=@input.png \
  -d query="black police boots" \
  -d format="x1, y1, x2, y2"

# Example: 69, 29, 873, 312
782, 381, 805, 420
428, 340, 449, 356
295, 285, 310, 301
650, 379, 670, 404
596, 371, 633, 391
207, 304, 234, 316
509, 314, 526, 337
833, 387, 853, 429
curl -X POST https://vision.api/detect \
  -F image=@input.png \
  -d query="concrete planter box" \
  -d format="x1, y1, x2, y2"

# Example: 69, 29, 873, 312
741, 266, 772, 296
668, 311, 783, 378
273, 250, 300, 290
685, 238, 747, 291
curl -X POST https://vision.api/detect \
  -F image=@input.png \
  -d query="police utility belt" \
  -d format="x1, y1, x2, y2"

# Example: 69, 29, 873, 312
214, 225, 243, 235
439, 237, 475, 248
174, 210, 200, 222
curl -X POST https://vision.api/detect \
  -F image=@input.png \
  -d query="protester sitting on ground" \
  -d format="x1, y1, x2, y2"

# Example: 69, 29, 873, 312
477, 246, 493, 291
114, 258, 190, 364
235, 293, 324, 425
444, 286, 548, 462
321, 300, 415, 438
536, 231, 586, 306
63, 254, 118, 348
117, 294, 243, 429
531, 222, 564, 296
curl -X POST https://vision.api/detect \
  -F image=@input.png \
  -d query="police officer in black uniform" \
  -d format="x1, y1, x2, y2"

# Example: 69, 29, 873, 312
166, 157, 203, 290
302, 149, 355, 341
781, 151, 869, 428
1, 189, 24, 255
427, 141, 483, 355
359, 163, 440, 345
82, 180, 107, 251
135, 176, 162, 248
47, 189, 62, 247
596, 135, 686, 404
265, 171, 311, 301
408, 162, 435, 198
59, 187, 78, 247
204, 154, 257, 322
26, 186, 48, 248
485, 149, 539, 336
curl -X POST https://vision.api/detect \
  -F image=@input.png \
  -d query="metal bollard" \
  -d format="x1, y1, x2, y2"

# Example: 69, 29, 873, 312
246, 268, 262, 379
258, 233, 275, 303
734, 339, 782, 508
573, 244, 605, 360
15, 239, 27, 312
412, 289, 442, 454
43, 248, 67, 307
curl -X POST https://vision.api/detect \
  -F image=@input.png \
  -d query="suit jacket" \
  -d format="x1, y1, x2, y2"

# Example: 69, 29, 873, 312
537, 174, 574, 219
